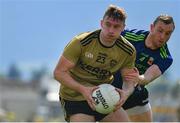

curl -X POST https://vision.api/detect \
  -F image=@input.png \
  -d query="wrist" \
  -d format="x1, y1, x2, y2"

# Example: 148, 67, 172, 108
77, 84, 86, 94
124, 87, 134, 97
139, 75, 148, 85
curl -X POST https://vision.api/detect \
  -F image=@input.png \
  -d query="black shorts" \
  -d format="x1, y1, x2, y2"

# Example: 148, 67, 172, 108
59, 97, 107, 121
122, 85, 149, 110
112, 72, 149, 110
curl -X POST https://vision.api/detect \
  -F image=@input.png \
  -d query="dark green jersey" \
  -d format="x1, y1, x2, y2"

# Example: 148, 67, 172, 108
60, 29, 136, 101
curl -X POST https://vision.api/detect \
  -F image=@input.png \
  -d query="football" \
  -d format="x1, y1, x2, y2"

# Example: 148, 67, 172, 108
92, 84, 120, 114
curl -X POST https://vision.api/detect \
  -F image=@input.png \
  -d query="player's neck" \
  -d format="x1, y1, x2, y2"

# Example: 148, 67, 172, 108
100, 32, 116, 47
145, 34, 158, 50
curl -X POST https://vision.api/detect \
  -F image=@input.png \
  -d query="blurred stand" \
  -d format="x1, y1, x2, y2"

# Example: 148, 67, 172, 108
0, 69, 180, 121
0, 73, 64, 122
149, 76, 180, 122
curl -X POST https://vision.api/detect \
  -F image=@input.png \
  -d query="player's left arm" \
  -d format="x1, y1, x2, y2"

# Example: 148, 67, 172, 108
121, 68, 138, 97
115, 44, 138, 107
119, 42, 137, 97
139, 47, 173, 85
125, 63, 171, 86
115, 67, 138, 109
138, 64, 161, 85
125, 45, 173, 86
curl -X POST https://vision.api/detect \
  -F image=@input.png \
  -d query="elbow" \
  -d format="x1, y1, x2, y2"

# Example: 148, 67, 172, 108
53, 69, 61, 81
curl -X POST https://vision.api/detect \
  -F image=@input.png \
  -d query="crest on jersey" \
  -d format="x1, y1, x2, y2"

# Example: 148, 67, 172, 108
147, 57, 154, 65
110, 60, 117, 67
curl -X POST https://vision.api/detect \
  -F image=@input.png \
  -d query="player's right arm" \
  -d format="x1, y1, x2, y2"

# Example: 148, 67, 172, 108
54, 35, 96, 109
54, 55, 96, 110
54, 55, 84, 95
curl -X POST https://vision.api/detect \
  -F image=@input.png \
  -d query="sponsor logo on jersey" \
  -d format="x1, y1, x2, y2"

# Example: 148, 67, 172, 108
85, 52, 93, 59
79, 60, 111, 79
139, 53, 148, 62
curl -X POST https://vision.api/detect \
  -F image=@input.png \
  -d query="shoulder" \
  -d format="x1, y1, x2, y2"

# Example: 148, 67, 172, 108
74, 30, 100, 46
155, 44, 173, 73
121, 29, 149, 42
115, 35, 136, 56
122, 29, 149, 35
159, 44, 173, 60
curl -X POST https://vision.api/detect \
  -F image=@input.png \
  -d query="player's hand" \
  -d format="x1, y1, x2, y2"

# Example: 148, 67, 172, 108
113, 88, 129, 111
123, 67, 140, 86
80, 86, 99, 110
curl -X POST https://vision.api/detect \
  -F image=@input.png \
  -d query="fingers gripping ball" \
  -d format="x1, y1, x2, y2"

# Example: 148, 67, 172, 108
92, 84, 120, 114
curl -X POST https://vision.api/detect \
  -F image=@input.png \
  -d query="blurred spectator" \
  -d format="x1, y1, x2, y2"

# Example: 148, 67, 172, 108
7, 63, 21, 80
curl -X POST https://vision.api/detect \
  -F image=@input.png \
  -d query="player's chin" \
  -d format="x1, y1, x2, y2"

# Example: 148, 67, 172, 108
107, 35, 116, 40
106, 37, 115, 41
157, 42, 165, 47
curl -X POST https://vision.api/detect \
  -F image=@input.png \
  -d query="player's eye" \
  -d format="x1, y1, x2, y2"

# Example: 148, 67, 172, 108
105, 22, 111, 27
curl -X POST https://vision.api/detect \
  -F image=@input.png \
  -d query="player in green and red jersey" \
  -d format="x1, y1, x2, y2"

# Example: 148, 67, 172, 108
112, 14, 175, 122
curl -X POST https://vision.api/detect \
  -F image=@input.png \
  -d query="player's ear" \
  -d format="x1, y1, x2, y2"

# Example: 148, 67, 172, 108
100, 20, 103, 28
124, 23, 126, 28
122, 23, 125, 30
150, 24, 154, 32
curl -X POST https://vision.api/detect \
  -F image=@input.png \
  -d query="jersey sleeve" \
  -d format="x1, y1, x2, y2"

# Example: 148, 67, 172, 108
123, 49, 136, 69
62, 36, 81, 64
155, 59, 173, 74
121, 29, 149, 43
120, 34, 137, 69
154, 55, 173, 74
121, 29, 137, 37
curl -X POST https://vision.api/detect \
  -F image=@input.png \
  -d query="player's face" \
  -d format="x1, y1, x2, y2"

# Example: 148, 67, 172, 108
150, 21, 174, 48
101, 16, 125, 42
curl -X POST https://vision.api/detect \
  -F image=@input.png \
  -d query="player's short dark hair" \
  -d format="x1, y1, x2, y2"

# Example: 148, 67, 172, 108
153, 14, 175, 30
103, 4, 127, 23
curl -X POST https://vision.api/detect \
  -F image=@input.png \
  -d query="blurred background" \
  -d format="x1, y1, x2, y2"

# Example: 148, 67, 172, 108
0, 0, 179, 122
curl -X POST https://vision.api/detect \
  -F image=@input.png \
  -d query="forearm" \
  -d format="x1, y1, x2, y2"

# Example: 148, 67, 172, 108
54, 70, 85, 94
139, 65, 161, 85
54, 55, 86, 94
121, 68, 137, 97
122, 81, 135, 97
139, 74, 151, 85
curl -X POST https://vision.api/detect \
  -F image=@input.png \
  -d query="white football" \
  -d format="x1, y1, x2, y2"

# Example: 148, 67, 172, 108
92, 84, 120, 114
